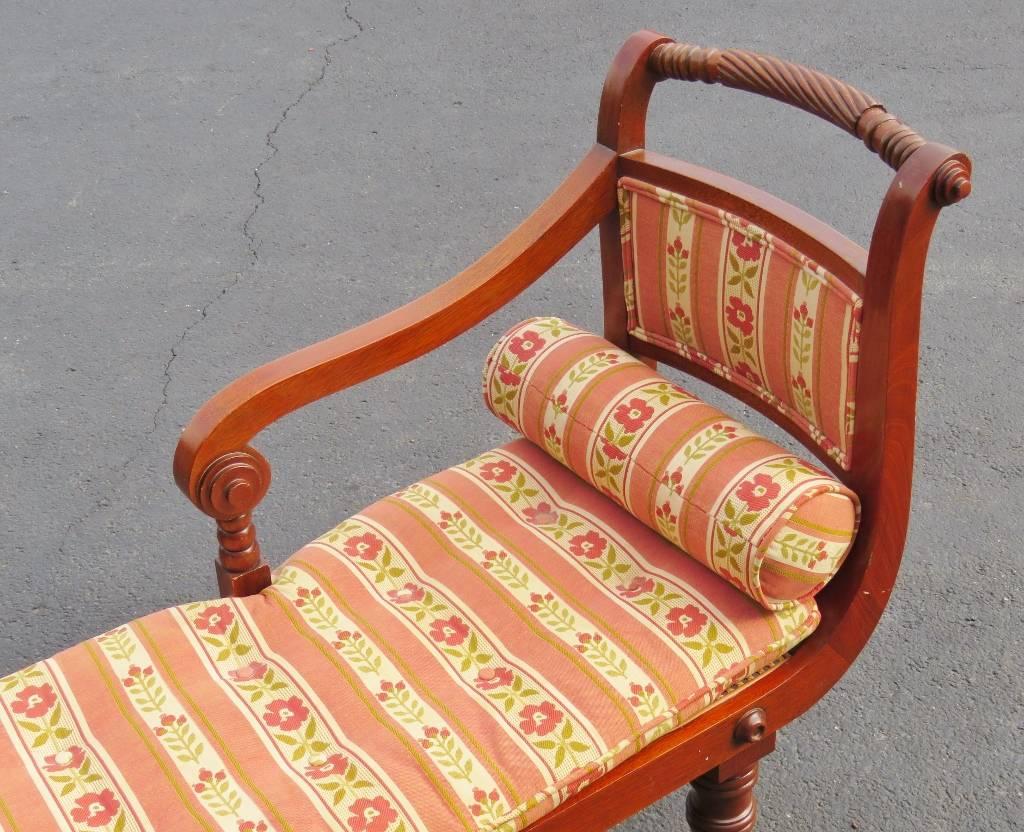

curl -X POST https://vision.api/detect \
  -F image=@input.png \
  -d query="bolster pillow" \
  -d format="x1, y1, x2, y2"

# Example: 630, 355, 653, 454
483, 317, 860, 610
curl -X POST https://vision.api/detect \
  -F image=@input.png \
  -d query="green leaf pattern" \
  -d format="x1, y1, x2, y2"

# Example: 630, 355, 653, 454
398, 482, 664, 723
0, 659, 144, 831
314, 514, 602, 781
179, 600, 416, 831
96, 625, 271, 827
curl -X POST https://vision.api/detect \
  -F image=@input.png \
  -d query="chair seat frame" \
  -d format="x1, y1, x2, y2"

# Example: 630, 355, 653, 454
173, 31, 971, 831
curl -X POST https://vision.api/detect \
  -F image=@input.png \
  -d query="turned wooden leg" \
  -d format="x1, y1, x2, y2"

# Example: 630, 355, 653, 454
685, 761, 759, 832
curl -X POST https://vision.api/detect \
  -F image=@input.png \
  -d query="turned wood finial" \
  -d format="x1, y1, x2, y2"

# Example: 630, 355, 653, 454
195, 448, 272, 596
932, 158, 972, 205
734, 708, 768, 744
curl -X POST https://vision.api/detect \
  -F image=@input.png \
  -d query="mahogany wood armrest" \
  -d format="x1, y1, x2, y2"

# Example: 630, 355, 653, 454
173, 144, 617, 594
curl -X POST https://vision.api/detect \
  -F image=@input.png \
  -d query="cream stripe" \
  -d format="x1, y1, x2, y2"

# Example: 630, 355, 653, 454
790, 267, 824, 425
45, 659, 154, 830
662, 193, 698, 349
405, 481, 663, 716
271, 565, 505, 818
582, 376, 691, 505
481, 448, 753, 674
0, 691, 67, 828
323, 510, 609, 778
619, 395, 704, 517
82, 643, 218, 832
702, 454, 833, 604
360, 507, 610, 761
445, 467, 688, 699
753, 244, 774, 383
95, 626, 270, 829
647, 413, 744, 532
629, 191, 641, 328
656, 421, 758, 509
703, 453, 787, 601
510, 326, 589, 435
230, 601, 427, 830
541, 346, 634, 460
169, 608, 376, 830
304, 535, 554, 780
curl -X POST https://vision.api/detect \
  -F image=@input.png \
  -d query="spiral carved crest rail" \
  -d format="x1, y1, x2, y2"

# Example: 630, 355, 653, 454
648, 42, 971, 204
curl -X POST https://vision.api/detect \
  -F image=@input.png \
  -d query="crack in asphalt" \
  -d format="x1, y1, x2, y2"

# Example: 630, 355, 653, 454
55, 2, 365, 561
243, 1, 365, 266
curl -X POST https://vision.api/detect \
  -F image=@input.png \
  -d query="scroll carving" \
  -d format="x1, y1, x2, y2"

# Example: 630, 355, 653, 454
195, 448, 272, 594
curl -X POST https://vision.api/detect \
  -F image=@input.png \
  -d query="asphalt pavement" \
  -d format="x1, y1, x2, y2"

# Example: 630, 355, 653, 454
1, 1, 1021, 829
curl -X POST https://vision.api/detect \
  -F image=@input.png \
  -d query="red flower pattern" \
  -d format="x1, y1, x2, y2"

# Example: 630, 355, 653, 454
666, 605, 708, 638
666, 236, 689, 258
655, 501, 677, 525
732, 229, 763, 261
386, 583, 425, 604
568, 530, 607, 559
228, 661, 268, 682
600, 437, 627, 461
194, 604, 234, 636
304, 754, 349, 780
42, 746, 85, 772
612, 398, 654, 432
497, 366, 521, 387
519, 701, 563, 736
479, 460, 515, 483
616, 576, 654, 599
725, 297, 755, 336
735, 474, 781, 511
348, 796, 398, 832
793, 301, 814, 326
523, 502, 558, 525
69, 789, 120, 827
11, 684, 57, 718
263, 696, 309, 731
429, 615, 469, 646
342, 533, 383, 560
508, 330, 546, 361
732, 361, 762, 386
474, 667, 513, 690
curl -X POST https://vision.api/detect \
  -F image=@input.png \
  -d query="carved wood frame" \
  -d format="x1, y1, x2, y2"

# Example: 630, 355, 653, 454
173, 30, 971, 829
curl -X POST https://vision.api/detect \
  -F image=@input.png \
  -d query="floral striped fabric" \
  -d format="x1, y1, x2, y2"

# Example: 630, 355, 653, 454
618, 177, 863, 469
0, 441, 820, 832
482, 318, 859, 609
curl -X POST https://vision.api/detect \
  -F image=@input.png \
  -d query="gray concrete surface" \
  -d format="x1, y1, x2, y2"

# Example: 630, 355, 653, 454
1, 0, 1021, 828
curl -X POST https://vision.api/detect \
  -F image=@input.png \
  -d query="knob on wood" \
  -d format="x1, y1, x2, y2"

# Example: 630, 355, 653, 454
734, 708, 767, 743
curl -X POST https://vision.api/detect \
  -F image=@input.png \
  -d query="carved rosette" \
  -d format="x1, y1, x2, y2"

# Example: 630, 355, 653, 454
933, 158, 972, 206
195, 448, 271, 576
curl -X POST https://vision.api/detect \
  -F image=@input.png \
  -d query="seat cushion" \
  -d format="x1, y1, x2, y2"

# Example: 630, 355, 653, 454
484, 317, 860, 610
0, 441, 819, 832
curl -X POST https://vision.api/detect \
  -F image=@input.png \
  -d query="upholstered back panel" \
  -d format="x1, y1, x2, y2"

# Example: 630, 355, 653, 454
618, 177, 862, 469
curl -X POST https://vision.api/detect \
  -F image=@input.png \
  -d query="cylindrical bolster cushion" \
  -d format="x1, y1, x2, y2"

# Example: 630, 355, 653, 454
483, 317, 860, 609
